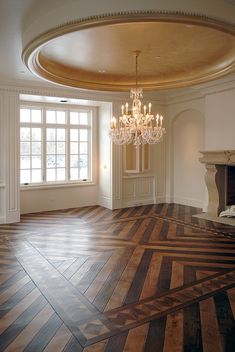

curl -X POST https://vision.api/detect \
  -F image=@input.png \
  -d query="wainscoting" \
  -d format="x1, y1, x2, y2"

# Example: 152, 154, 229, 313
0, 204, 235, 351
122, 175, 155, 207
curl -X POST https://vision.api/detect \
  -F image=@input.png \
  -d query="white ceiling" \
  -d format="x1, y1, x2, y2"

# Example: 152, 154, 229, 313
0, 0, 39, 82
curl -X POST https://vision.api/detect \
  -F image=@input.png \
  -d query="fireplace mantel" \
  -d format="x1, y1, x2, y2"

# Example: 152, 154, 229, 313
199, 150, 235, 165
199, 150, 235, 217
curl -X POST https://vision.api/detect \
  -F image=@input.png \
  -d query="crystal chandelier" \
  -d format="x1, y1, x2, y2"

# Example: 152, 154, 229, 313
109, 51, 166, 146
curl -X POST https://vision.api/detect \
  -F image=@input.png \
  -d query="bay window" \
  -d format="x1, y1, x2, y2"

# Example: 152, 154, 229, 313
20, 105, 93, 186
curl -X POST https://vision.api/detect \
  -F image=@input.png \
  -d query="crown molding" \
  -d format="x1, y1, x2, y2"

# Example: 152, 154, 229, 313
1, 73, 234, 107
0, 78, 166, 104
165, 74, 235, 105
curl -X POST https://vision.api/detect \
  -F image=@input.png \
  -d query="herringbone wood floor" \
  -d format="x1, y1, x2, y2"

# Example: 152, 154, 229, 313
0, 203, 235, 351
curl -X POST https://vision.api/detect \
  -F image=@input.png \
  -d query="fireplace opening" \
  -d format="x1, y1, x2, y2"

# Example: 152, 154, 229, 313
227, 166, 235, 205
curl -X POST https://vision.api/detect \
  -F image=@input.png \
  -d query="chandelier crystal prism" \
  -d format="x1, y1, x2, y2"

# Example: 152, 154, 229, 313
109, 50, 166, 146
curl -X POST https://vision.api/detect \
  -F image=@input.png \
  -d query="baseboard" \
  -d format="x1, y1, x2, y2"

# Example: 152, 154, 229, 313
173, 196, 203, 209
0, 216, 5, 224
98, 196, 112, 209
122, 198, 155, 208
5, 211, 20, 224
155, 196, 167, 204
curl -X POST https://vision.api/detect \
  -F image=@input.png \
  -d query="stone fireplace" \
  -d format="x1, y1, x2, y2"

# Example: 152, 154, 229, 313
199, 150, 235, 217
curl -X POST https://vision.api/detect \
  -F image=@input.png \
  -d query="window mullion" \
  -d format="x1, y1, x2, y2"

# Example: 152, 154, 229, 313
43, 108, 47, 183
67, 112, 70, 181
88, 111, 92, 180
30, 110, 32, 183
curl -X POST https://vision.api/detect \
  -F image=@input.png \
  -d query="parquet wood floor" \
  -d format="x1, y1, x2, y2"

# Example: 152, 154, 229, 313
0, 203, 235, 351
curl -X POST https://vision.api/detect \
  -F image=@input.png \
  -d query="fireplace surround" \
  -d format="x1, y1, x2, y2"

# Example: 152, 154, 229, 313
199, 150, 235, 217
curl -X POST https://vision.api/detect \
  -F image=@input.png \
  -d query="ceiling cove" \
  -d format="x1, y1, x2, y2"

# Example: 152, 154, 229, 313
22, 11, 235, 91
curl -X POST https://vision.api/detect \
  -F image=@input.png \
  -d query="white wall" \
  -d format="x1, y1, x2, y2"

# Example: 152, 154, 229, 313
152, 104, 167, 204
173, 109, 205, 207
0, 90, 20, 223
98, 103, 113, 209
164, 83, 235, 211
205, 88, 235, 150
20, 185, 98, 214
165, 94, 205, 207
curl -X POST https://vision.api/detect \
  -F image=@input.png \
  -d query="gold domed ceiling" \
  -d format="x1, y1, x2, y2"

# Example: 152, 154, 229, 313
23, 13, 235, 91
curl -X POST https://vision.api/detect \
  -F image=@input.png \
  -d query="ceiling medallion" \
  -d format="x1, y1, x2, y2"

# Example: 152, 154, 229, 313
23, 11, 235, 91
109, 50, 165, 146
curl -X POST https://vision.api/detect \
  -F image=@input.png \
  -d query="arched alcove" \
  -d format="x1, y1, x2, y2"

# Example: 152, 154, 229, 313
172, 109, 205, 208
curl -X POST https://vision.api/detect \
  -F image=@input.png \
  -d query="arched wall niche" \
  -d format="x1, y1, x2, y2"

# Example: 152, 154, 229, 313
171, 108, 206, 208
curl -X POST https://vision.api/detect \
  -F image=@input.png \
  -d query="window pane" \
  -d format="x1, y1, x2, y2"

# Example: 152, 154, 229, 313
21, 156, 30, 169
47, 169, 56, 181
70, 168, 78, 180
46, 110, 56, 123
32, 169, 41, 183
57, 129, 65, 141
20, 127, 30, 141
57, 168, 65, 181
47, 128, 56, 141
70, 129, 78, 141
47, 141, 56, 154
57, 111, 65, 124
20, 109, 30, 123
80, 129, 88, 141
31, 109, 41, 123
71, 155, 79, 167
47, 155, 56, 168
70, 112, 79, 124
32, 142, 41, 155
21, 170, 30, 183
32, 128, 41, 141
57, 141, 65, 154
80, 142, 87, 154
32, 156, 41, 169
57, 155, 65, 167
80, 168, 88, 180
80, 113, 88, 125
70, 142, 78, 154
20, 142, 30, 155
80, 155, 88, 168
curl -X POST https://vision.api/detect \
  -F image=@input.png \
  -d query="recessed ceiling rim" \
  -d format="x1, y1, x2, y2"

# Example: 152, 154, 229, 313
30, 49, 235, 92
22, 10, 235, 91
22, 10, 235, 65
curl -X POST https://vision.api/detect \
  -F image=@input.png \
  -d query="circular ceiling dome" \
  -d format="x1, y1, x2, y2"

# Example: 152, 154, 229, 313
23, 12, 235, 91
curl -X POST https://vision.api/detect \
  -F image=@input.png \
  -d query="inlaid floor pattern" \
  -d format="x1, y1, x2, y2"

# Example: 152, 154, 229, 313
0, 203, 235, 351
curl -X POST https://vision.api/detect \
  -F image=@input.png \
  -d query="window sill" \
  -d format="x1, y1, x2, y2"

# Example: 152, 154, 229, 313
20, 181, 96, 191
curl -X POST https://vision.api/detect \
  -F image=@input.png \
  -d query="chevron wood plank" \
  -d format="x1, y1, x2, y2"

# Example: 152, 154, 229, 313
0, 204, 234, 350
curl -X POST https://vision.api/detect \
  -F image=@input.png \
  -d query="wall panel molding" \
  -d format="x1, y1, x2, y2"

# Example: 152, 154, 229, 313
0, 90, 20, 223
122, 175, 155, 207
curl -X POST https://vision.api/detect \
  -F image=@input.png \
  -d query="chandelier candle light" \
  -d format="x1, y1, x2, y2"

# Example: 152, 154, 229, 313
109, 51, 166, 146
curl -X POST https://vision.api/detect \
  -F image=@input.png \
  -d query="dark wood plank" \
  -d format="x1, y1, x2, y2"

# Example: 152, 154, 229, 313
183, 303, 203, 352
144, 316, 167, 352
214, 292, 235, 351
